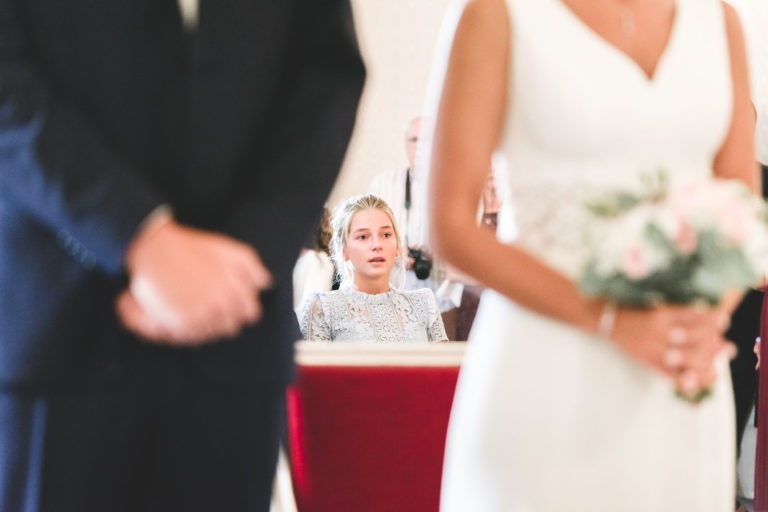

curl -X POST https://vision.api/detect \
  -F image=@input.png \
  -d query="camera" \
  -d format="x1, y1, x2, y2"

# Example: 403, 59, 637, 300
408, 247, 433, 280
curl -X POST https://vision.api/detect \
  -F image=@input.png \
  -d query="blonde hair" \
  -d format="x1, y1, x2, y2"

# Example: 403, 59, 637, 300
330, 194, 404, 289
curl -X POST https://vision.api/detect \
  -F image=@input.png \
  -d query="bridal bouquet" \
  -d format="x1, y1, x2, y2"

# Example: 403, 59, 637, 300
578, 172, 768, 403
579, 172, 768, 307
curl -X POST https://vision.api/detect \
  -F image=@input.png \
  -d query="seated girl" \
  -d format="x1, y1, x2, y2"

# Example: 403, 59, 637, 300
299, 194, 448, 342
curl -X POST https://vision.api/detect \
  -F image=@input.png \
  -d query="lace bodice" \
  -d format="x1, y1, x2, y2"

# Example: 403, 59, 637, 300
299, 286, 448, 343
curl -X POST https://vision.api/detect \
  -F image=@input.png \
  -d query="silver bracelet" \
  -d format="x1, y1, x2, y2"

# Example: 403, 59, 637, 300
598, 301, 617, 339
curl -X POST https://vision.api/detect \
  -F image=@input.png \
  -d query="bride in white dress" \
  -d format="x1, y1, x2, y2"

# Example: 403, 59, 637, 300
426, 0, 759, 510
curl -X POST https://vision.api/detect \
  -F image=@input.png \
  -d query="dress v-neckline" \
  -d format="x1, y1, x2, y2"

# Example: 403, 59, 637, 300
551, 0, 682, 83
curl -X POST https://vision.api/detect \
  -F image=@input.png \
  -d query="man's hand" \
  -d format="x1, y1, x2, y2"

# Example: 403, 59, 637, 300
116, 214, 272, 345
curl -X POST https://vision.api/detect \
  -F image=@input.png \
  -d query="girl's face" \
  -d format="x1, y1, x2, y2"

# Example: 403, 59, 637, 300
344, 208, 399, 287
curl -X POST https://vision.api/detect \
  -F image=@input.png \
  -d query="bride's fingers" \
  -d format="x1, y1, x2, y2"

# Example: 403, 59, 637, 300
627, 337, 676, 379
672, 342, 735, 391
655, 335, 732, 382
675, 364, 717, 394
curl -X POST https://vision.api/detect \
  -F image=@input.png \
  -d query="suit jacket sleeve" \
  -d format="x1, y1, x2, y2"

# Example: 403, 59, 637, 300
0, 1, 163, 276
222, 0, 366, 283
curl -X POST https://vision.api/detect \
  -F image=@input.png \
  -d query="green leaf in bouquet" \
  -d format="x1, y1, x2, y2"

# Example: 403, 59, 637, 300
696, 229, 729, 254
692, 248, 760, 302
578, 264, 665, 307
577, 263, 609, 296
639, 169, 670, 202
644, 223, 677, 254
675, 386, 712, 405
585, 192, 642, 218
638, 258, 700, 305
585, 170, 671, 218
579, 253, 711, 307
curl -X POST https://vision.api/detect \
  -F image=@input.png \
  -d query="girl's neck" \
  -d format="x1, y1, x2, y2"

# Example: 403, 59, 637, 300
353, 278, 390, 295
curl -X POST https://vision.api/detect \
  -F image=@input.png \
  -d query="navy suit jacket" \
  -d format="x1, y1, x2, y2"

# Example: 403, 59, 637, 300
0, 0, 365, 387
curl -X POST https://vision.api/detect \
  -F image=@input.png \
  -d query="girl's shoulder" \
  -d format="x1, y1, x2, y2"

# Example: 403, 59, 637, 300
400, 287, 439, 304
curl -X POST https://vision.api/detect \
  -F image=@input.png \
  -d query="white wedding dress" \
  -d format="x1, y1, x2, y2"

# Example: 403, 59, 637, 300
440, 0, 736, 510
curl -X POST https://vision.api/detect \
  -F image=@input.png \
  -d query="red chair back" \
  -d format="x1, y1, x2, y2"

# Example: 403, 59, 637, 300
286, 342, 464, 512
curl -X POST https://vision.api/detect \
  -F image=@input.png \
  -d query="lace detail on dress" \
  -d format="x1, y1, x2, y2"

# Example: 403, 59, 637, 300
299, 287, 448, 343
508, 180, 594, 278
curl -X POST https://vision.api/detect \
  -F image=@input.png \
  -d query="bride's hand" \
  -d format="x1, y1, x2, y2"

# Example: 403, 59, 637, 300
609, 305, 736, 395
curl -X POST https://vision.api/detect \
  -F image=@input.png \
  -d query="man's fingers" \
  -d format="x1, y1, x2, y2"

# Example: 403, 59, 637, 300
125, 226, 272, 344
242, 248, 272, 290
120, 286, 258, 346
116, 291, 179, 344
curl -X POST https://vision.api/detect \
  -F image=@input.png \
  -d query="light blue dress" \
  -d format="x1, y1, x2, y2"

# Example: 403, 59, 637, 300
299, 286, 448, 342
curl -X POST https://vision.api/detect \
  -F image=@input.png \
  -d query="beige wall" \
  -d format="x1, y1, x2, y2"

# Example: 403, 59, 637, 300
337, 0, 768, 192
328, 0, 454, 207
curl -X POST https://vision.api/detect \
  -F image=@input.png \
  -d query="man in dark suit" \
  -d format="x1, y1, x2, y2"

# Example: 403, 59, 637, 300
0, 1, 365, 511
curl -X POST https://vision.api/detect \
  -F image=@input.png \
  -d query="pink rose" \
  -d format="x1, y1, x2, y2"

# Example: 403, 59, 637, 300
715, 200, 753, 244
623, 244, 649, 279
674, 218, 697, 255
